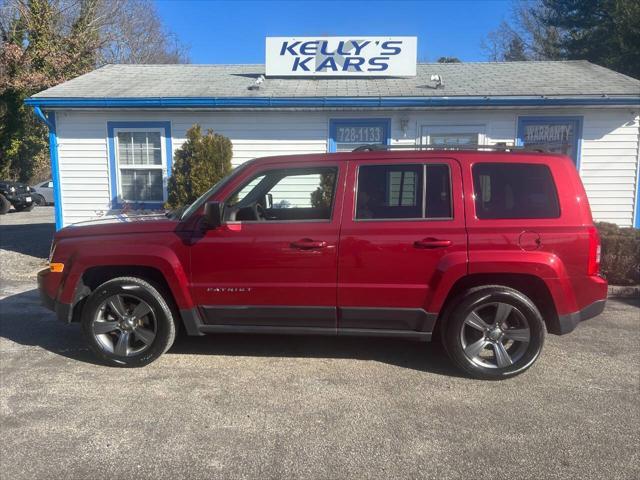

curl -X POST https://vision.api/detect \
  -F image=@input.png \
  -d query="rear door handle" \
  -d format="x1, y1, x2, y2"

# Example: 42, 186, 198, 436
414, 238, 452, 249
290, 239, 327, 250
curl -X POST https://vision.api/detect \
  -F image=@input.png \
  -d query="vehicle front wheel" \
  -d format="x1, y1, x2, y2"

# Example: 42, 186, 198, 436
444, 286, 545, 380
81, 277, 176, 367
0, 194, 10, 214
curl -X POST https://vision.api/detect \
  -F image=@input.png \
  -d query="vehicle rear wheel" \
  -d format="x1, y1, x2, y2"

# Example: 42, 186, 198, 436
444, 286, 545, 380
33, 194, 46, 206
14, 203, 34, 212
0, 194, 9, 214
81, 277, 176, 367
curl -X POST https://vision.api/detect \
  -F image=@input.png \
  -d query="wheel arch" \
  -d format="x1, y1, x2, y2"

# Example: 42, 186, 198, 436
434, 273, 562, 337
69, 265, 182, 325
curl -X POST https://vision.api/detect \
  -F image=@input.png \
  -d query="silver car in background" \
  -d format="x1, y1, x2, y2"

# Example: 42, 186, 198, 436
31, 180, 54, 206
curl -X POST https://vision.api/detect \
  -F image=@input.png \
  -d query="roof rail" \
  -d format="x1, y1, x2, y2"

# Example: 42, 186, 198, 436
352, 144, 546, 153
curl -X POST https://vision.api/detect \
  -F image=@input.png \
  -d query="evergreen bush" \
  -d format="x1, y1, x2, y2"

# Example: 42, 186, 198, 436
166, 124, 232, 209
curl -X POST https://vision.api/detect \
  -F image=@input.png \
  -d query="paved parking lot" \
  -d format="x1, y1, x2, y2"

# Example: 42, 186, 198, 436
1, 209, 639, 479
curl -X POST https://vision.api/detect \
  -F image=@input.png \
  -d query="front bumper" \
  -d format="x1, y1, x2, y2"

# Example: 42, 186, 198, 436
7, 192, 33, 207
557, 299, 607, 335
37, 268, 71, 323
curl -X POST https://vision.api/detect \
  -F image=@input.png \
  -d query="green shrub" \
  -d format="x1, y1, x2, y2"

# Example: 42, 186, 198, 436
166, 124, 232, 209
596, 222, 640, 285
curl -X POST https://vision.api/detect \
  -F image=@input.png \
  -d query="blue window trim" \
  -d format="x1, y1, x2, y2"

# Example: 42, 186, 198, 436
25, 96, 640, 109
516, 116, 583, 169
107, 121, 172, 209
328, 118, 391, 152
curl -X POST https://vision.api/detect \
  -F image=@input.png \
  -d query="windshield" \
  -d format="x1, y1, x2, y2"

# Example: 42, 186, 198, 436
178, 161, 254, 221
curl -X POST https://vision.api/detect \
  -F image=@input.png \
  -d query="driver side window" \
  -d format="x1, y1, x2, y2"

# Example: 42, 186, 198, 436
225, 167, 338, 222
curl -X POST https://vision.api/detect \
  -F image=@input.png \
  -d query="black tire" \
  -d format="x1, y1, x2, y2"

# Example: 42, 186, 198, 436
14, 202, 35, 212
81, 276, 176, 367
443, 286, 545, 380
33, 194, 46, 206
0, 194, 9, 214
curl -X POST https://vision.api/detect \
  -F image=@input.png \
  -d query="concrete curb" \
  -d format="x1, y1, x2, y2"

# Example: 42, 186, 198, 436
608, 285, 640, 298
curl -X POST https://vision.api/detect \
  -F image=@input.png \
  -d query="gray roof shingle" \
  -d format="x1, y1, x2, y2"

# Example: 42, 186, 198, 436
32, 61, 640, 99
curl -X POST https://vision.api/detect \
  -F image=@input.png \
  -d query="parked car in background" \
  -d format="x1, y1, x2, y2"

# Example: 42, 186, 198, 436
38, 147, 607, 379
0, 180, 34, 214
31, 180, 54, 206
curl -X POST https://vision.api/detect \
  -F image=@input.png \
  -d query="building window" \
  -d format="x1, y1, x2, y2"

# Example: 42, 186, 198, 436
329, 119, 390, 152
517, 116, 582, 165
421, 125, 486, 147
107, 122, 172, 207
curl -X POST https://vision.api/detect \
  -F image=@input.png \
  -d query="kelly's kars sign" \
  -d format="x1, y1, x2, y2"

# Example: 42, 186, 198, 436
265, 37, 417, 77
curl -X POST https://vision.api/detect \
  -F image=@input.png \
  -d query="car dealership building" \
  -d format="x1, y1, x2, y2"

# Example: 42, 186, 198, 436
26, 37, 640, 229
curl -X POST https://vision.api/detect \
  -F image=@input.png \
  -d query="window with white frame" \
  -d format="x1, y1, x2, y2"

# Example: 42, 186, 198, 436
421, 125, 486, 147
115, 130, 165, 203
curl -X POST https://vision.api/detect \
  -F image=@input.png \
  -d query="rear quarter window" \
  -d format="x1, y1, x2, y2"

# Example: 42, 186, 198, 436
472, 163, 560, 219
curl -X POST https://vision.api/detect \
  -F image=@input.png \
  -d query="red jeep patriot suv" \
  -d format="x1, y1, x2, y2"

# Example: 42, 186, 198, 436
39, 148, 607, 379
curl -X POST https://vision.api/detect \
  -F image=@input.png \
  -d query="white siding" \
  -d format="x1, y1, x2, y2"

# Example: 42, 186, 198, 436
54, 108, 639, 227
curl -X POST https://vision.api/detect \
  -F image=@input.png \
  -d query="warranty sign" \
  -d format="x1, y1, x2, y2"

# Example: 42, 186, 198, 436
265, 36, 417, 77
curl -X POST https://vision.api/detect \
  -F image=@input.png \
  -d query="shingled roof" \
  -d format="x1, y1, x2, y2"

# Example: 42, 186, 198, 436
32, 61, 640, 100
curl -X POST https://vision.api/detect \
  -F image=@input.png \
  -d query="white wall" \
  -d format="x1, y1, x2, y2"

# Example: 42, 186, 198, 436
54, 107, 640, 227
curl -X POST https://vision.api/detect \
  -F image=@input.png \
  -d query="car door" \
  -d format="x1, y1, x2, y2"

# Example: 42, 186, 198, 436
337, 157, 466, 333
189, 161, 345, 330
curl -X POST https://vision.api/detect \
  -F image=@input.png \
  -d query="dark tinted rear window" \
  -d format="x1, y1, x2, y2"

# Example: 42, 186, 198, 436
472, 163, 560, 219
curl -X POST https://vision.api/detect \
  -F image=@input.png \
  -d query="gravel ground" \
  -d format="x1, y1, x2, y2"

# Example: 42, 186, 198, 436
1, 208, 639, 479
0, 206, 54, 282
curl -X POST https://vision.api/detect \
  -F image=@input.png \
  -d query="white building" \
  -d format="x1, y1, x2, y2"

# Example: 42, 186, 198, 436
26, 55, 640, 229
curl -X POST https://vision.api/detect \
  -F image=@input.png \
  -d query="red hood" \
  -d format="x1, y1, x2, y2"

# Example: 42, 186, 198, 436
55, 214, 180, 239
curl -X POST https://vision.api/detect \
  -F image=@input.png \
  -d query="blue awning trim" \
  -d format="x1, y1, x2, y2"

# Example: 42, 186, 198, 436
24, 95, 640, 109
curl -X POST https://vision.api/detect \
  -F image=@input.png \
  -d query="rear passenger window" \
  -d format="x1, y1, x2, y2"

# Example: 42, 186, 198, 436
356, 164, 452, 220
473, 163, 560, 219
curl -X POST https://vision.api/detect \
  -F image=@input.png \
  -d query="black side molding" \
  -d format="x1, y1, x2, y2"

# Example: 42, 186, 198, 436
556, 299, 606, 335
200, 305, 336, 328
340, 307, 437, 332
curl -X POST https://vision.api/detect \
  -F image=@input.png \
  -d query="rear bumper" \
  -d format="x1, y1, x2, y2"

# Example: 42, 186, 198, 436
556, 299, 607, 335
37, 268, 71, 323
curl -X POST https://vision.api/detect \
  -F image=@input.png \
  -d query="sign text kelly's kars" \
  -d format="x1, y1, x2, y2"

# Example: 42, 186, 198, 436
265, 37, 417, 77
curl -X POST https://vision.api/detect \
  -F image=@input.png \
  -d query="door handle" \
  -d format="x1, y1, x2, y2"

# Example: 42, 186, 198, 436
290, 239, 328, 250
414, 238, 452, 249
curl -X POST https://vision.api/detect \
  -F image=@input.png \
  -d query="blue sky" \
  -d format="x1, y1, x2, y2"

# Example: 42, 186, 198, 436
155, 0, 513, 63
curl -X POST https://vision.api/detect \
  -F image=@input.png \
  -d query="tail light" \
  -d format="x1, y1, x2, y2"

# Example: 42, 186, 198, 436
587, 226, 601, 276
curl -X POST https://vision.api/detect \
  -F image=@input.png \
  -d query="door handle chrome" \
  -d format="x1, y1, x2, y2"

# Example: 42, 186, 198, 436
414, 238, 452, 249
290, 239, 327, 250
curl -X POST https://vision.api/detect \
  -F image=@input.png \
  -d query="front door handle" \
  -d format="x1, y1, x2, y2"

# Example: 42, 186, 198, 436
414, 238, 452, 249
290, 238, 327, 250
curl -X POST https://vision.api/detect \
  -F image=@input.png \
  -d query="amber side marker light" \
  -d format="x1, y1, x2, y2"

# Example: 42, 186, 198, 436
49, 263, 64, 273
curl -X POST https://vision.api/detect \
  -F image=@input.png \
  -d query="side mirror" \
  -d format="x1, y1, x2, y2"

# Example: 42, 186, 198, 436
203, 201, 223, 229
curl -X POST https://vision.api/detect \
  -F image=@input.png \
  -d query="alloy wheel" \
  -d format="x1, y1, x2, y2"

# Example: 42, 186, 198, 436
91, 293, 157, 357
459, 301, 531, 369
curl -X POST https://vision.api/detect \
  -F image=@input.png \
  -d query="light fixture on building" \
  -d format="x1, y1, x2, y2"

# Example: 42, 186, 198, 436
248, 75, 266, 91
400, 118, 410, 138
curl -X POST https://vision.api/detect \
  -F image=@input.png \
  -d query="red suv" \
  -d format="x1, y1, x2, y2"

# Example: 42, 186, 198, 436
38, 149, 607, 379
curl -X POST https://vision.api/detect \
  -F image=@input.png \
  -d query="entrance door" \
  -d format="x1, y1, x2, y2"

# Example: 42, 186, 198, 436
337, 157, 466, 333
189, 162, 345, 329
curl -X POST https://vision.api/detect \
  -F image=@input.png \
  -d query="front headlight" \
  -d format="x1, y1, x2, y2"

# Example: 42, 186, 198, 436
9, 186, 15, 193
26, 186, 31, 192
